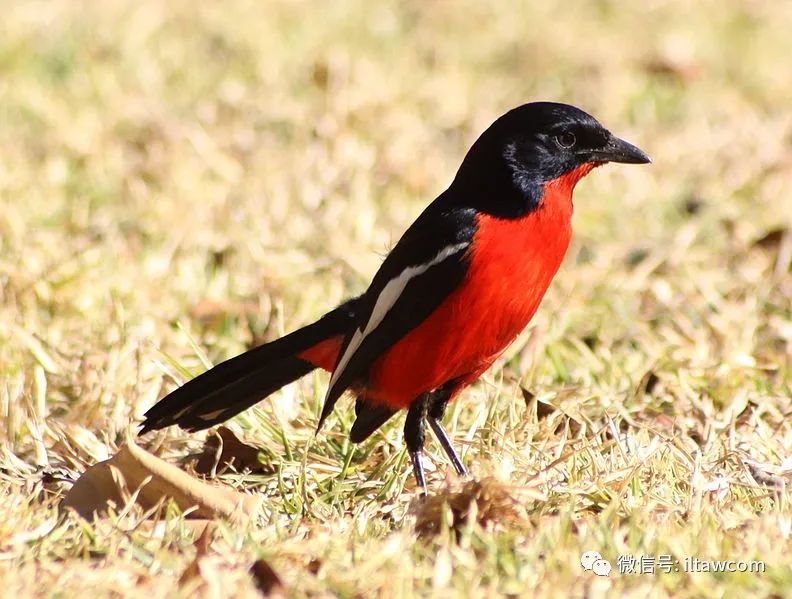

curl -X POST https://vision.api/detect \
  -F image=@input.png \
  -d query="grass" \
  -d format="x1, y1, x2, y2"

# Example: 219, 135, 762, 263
1, 0, 791, 596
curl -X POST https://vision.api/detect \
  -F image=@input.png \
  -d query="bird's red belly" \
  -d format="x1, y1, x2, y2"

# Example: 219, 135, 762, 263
367, 200, 573, 409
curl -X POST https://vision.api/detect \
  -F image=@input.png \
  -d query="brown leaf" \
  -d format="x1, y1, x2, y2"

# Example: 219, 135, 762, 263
307, 558, 322, 575
565, 415, 584, 438
521, 387, 559, 421
250, 558, 285, 597
537, 400, 556, 421
643, 56, 700, 83
752, 227, 790, 250
520, 386, 535, 406
194, 426, 273, 476
413, 477, 529, 538
179, 523, 217, 586
636, 370, 660, 396
62, 434, 261, 521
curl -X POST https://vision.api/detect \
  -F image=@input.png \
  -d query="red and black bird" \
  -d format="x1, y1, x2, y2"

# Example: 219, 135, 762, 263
140, 102, 650, 489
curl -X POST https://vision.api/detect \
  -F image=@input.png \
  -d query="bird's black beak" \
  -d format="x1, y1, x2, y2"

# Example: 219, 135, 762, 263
591, 134, 651, 165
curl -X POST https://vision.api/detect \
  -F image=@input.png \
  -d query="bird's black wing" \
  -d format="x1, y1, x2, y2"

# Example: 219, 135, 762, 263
318, 197, 477, 428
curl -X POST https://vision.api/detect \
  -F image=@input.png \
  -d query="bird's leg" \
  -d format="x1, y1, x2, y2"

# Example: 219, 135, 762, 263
404, 394, 430, 493
427, 418, 468, 476
427, 391, 468, 477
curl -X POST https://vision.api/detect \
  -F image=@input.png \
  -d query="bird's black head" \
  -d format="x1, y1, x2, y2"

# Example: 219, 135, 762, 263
452, 102, 650, 217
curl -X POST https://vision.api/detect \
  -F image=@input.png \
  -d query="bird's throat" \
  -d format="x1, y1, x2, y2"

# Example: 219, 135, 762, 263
545, 162, 600, 200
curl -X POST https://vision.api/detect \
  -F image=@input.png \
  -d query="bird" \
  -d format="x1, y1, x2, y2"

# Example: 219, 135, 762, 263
139, 102, 650, 490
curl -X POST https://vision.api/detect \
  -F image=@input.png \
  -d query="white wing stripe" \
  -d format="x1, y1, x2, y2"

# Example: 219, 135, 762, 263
326, 241, 470, 395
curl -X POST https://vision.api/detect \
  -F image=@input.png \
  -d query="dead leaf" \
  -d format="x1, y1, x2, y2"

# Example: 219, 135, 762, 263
306, 558, 322, 575
194, 426, 273, 476
62, 434, 261, 521
250, 558, 285, 597
752, 227, 789, 250
636, 370, 660, 396
179, 523, 218, 586
413, 477, 528, 537
520, 386, 535, 407
521, 387, 560, 421
537, 400, 556, 421
643, 56, 700, 83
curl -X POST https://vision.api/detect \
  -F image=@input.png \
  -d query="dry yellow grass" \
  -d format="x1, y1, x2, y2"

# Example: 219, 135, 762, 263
1, 0, 790, 596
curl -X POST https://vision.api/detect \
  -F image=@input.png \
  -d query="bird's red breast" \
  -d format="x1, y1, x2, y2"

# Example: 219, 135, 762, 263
358, 162, 597, 409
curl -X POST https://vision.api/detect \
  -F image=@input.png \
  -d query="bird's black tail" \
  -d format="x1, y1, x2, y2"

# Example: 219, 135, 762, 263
139, 298, 358, 434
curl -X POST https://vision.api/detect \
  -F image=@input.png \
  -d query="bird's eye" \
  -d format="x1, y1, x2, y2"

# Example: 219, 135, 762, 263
554, 132, 577, 149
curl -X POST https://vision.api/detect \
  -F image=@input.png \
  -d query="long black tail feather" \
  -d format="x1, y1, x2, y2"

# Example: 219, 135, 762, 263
139, 297, 358, 434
